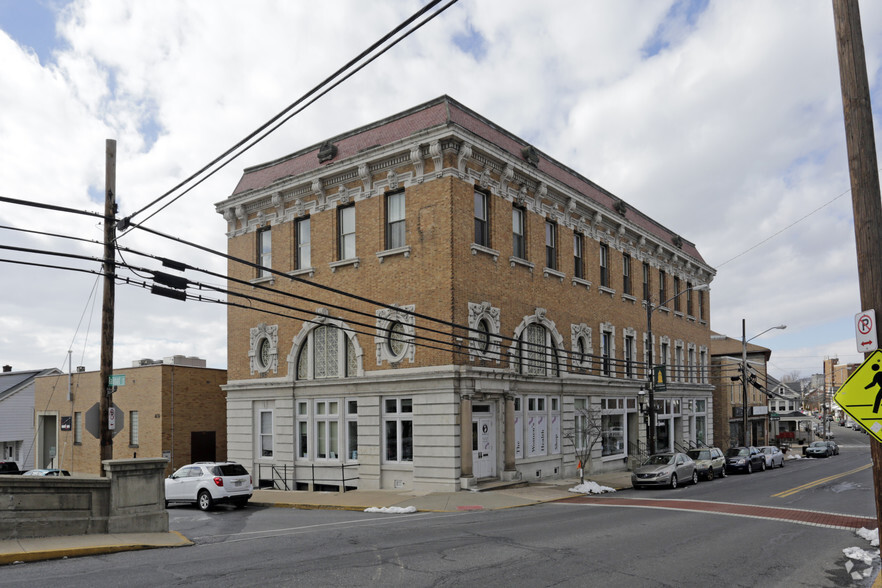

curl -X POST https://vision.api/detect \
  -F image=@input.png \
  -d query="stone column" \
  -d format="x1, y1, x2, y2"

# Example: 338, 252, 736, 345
502, 393, 520, 481
460, 394, 474, 489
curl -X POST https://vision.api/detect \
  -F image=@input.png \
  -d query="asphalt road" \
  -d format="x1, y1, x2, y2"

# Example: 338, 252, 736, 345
0, 425, 877, 587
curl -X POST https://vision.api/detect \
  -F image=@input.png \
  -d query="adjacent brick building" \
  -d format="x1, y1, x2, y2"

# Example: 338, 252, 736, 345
216, 96, 716, 492
34, 356, 227, 476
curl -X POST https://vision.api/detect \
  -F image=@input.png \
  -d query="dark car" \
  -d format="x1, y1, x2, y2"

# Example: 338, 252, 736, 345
826, 441, 840, 455
725, 446, 766, 474
806, 441, 833, 458
0, 461, 25, 475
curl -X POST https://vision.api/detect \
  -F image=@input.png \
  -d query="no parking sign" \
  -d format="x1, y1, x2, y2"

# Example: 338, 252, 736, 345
855, 310, 878, 353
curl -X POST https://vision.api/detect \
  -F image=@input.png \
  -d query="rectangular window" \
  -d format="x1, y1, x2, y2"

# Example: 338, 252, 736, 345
315, 400, 339, 460
573, 234, 584, 279
474, 191, 489, 246
601, 331, 612, 376
642, 262, 650, 302
623, 253, 632, 295
386, 191, 405, 249
659, 269, 667, 304
346, 400, 358, 461
526, 395, 548, 457
296, 217, 311, 270
698, 290, 706, 320
688, 347, 697, 383
297, 401, 308, 459
74, 412, 82, 445
545, 221, 557, 269
512, 206, 526, 259
260, 410, 273, 458
384, 398, 413, 462
600, 243, 609, 287
574, 397, 588, 451
257, 227, 271, 278
338, 205, 356, 260
700, 349, 707, 383
673, 277, 681, 311
625, 335, 635, 377
675, 345, 684, 381
686, 282, 694, 315
129, 410, 139, 446
601, 398, 627, 458
661, 341, 669, 372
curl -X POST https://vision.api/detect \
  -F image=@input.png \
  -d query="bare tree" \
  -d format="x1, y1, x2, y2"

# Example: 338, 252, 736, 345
563, 402, 604, 485
781, 371, 802, 383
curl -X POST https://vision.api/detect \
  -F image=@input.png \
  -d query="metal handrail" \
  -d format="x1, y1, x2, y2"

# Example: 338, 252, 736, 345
256, 462, 359, 492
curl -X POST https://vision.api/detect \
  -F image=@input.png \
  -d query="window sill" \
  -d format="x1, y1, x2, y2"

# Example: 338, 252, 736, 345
622, 293, 637, 304
674, 311, 685, 318
510, 256, 535, 271
543, 267, 565, 282
287, 267, 315, 279
572, 277, 592, 290
598, 285, 615, 297
377, 246, 411, 262
250, 276, 274, 286
686, 314, 696, 322
471, 243, 499, 262
657, 305, 670, 314
330, 258, 360, 272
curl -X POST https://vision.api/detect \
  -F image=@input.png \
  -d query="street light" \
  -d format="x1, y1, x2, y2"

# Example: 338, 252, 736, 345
645, 283, 709, 455
741, 321, 786, 447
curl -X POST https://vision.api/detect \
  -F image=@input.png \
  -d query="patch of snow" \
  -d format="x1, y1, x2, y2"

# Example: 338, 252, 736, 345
569, 481, 616, 494
843, 546, 876, 566
364, 506, 417, 514
856, 527, 880, 547
785, 454, 804, 460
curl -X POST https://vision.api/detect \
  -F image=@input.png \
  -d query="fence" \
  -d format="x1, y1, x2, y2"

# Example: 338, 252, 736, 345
256, 462, 359, 492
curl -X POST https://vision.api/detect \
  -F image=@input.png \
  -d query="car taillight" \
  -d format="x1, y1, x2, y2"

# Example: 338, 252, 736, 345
213, 476, 223, 487
250, 476, 253, 485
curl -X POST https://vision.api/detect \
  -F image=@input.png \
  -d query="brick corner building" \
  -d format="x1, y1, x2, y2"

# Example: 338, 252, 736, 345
216, 96, 716, 492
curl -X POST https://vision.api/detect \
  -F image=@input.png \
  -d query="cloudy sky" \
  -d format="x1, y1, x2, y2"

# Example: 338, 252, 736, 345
1, 0, 880, 381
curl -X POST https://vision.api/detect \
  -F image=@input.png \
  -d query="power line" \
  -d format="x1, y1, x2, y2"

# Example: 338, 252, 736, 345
120, 0, 459, 232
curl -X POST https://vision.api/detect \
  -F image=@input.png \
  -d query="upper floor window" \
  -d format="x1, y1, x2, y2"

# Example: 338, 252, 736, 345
673, 277, 682, 311
601, 330, 612, 376
624, 334, 635, 378
599, 243, 610, 288
338, 205, 356, 260
474, 190, 489, 247
386, 191, 405, 250
295, 217, 311, 270
623, 253, 632, 295
574, 233, 584, 279
513, 206, 526, 259
257, 227, 271, 278
296, 324, 358, 380
642, 262, 650, 302
698, 290, 706, 320
686, 281, 694, 316
518, 323, 559, 376
545, 221, 557, 270
659, 269, 667, 304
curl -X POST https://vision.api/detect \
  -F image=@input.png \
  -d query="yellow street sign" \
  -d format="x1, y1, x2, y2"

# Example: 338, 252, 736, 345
834, 349, 882, 443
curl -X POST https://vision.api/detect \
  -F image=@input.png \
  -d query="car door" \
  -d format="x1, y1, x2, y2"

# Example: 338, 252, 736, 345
675, 454, 689, 480
166, 466, 199, 500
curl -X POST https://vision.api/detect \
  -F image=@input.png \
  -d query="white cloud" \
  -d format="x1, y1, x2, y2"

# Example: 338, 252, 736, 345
0, 0, 880, 380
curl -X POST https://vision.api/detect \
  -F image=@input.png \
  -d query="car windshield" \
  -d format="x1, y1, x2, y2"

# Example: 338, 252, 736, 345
644, 454, 675, 466
687, 450, 710, 460
809, 442, 827, 447
726, 448, 749, 457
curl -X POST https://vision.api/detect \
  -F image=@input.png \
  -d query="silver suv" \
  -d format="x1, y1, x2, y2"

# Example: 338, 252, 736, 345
165, 462, 252, 511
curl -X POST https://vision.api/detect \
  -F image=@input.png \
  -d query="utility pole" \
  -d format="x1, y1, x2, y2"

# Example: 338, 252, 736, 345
832, 0, 882, 555
99, 139, 117, 473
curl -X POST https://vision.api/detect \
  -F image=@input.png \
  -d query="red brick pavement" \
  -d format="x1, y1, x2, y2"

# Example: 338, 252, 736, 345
560, 496, 877, 530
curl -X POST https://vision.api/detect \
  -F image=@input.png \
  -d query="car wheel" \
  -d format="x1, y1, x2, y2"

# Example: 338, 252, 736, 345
691, 471, 699, 485
760, 460, 766, 472
670, 474, 678, 489
707, 468, 715, 481
720, 466, 727, 478
780, 459, 784, 467
198, 490, 213, 511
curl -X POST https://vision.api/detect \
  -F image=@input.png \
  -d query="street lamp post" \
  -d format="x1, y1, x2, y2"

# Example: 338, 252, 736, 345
741, 321, 786, 447
645, 283, 709, 455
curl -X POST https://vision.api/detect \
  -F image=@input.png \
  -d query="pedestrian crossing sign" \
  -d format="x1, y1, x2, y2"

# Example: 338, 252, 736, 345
834, 348, 882, 443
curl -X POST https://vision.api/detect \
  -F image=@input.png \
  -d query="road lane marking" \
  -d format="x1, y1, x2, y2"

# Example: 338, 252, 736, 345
772, 463, 872, 498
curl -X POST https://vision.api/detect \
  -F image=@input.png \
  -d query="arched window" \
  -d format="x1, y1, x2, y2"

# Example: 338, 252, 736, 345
295, 324, 358, 380
518, 323, 559, 376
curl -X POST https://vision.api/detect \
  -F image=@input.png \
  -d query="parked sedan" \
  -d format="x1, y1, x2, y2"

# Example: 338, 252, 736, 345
22, 469, 71, 476
686, 447, 727, 480
724, 446, 766, 474
758, 446, 785, 469
806, 441, 833, 458
631, 452, 698, 489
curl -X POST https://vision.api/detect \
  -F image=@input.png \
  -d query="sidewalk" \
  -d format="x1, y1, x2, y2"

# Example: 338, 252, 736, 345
0, 471, 630, 566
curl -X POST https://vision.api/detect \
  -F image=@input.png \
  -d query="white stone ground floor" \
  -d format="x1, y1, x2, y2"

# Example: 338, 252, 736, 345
224, 366, 714, 493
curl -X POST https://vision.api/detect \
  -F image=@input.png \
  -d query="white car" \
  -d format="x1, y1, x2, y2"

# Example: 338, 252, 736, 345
165, 462, 252, 511
758, 446, 785, 469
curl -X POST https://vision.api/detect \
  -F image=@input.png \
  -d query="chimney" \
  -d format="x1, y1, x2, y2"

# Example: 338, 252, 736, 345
2, 365, 11, 373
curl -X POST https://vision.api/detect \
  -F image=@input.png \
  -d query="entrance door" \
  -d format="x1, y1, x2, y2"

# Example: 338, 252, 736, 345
472, 406, 496, 479
656, 418, 671, 453
38, 415, 57, 469
191, 431, 217, 462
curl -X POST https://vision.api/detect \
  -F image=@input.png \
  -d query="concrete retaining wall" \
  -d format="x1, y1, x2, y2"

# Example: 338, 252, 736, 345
0, 458, 168, 539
